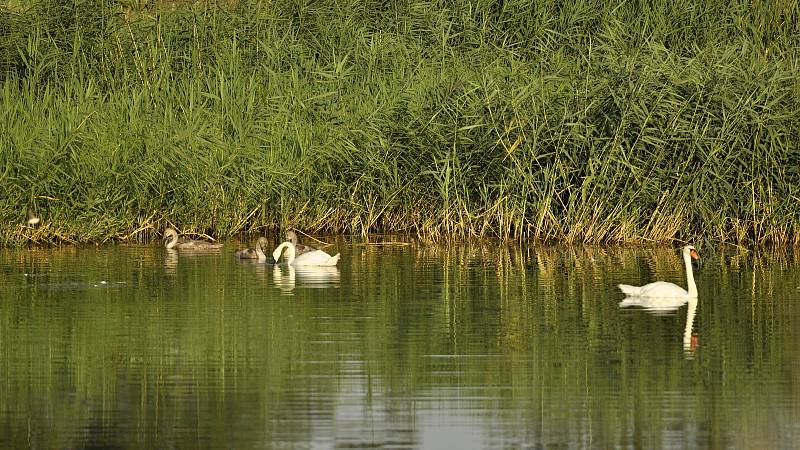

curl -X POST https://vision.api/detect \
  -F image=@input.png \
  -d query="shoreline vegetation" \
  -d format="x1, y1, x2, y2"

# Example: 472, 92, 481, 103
1, 0, 798, 246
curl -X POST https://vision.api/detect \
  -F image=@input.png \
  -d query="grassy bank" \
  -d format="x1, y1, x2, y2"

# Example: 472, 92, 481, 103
1, 0, 798, 245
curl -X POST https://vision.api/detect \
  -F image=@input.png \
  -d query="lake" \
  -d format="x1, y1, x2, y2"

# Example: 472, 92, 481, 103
1, 239, 798, 449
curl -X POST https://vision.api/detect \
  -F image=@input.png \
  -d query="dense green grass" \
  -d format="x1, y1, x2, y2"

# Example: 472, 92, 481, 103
1, 0, 798, 245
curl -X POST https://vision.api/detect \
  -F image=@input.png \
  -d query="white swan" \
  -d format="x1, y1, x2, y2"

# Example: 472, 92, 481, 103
618, 245, 700, 299
272, 241, 340, 266
234, 237, 269, 261
163, 228, 223, 250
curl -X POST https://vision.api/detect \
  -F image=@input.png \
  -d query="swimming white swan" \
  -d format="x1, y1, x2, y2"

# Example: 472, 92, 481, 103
234, 237, 269, 261
163, 228, 223, 250
286, 230, 314, 255
618, 245, 700, 298
272, 241, 340, 266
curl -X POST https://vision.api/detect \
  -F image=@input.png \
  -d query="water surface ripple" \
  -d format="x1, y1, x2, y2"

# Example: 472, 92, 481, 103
1, 243, 798, 449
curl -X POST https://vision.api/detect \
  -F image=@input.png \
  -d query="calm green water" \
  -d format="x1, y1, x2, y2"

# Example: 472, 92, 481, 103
1, 240, 798, 449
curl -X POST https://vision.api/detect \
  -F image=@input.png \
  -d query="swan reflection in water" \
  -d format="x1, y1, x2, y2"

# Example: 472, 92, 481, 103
619, 296, 699, 357
164, 249, 179, 275
273, 265, 340, 293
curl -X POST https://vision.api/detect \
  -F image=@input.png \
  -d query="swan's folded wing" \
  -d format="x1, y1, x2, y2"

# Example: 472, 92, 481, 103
637, 281, 688, 297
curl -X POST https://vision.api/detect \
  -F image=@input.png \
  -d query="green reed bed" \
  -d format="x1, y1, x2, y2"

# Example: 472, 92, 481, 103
0, 0, 798, 245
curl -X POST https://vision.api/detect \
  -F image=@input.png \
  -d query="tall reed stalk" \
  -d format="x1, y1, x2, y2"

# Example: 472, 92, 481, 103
1, 0, 798, 245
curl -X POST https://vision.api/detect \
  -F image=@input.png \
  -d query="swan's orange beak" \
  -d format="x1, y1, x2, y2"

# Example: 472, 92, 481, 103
690, 249, 700, 260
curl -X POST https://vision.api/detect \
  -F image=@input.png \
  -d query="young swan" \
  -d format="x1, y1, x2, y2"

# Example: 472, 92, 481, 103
285, 230, 314, 255
618, 245, 700, 298
163, 228, 223, 250
234, 237, 270, 261
272, 241, 340, 266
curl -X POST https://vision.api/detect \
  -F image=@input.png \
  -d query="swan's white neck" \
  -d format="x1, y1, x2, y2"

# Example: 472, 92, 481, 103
255, 240, 266, 259
275, 242, 296, 265
683, 248, 697, 297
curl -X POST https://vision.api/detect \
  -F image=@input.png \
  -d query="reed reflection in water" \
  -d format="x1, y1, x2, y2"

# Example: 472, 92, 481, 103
0, 242, 798, 449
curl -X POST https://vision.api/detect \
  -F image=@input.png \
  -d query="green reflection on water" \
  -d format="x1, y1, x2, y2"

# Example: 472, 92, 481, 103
1, 243, 798, 449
